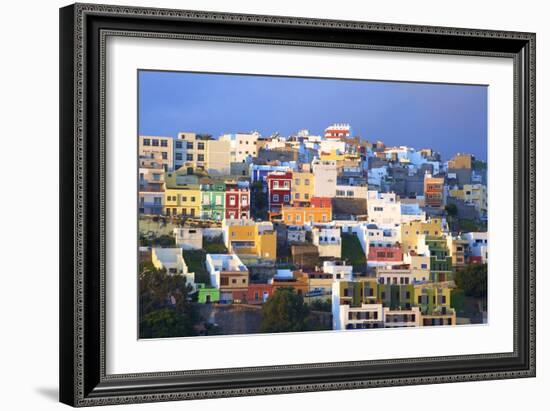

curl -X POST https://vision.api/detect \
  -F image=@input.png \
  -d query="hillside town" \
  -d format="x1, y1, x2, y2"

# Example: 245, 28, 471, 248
138, 123, 488, 337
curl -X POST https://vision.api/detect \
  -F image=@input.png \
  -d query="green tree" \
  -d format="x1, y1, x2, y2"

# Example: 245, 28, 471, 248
454, 263, 487, 298
260, 288, 310, 333
445, 203, 458, 232
139, 264, 197, 338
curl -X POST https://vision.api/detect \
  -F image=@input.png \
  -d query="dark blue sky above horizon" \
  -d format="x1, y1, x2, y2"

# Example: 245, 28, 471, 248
139, 70, 488, 162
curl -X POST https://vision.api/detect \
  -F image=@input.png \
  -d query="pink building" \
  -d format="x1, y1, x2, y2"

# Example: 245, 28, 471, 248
368, 245, 403, 265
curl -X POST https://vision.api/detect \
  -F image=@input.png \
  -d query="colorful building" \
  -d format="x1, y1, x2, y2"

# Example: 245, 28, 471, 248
200, 181, 226, 221
424, 236, 453, 282
196, 283, 221, 304
266, 171, 292, 213
222, 219, 277, 260
206, 254, 249, 303
139, 135, 173, 172
163, 173, 201, 218
291, 167, 314, 203
424, 173, 445, 208
281, 197, 332, 225
401, 218, 444, 253
225, 181, 250, 219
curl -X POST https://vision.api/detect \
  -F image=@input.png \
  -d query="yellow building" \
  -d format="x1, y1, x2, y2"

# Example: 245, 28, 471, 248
401, 219, 444, 253
291, 170, 314, 203
449, 184, 487, 214
223, 219, 277, 260
448, 153, 473, 169
163, 172, 201, 217
281, 198, 332, 226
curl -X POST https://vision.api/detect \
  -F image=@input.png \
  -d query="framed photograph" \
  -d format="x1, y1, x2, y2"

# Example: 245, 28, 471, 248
59, 3, 536, 407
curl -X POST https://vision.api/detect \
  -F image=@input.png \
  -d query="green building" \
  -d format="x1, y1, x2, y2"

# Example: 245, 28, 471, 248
196, 283, 220, 304
425, 235, 453, 282
200, 182, 226, 221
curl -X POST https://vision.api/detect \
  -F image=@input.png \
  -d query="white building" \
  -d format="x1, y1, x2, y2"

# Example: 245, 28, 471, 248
205, 254, 248, 289
173, 227, 203, 250
461, 232, 488, 263
219, 132, 260, 163
152, 248, 195, 286
332, 288, 384, 330
322, 261, 353, 281
312, 159, 337, 198
335, 184, 368, 199
367, 190, 402, 228
383, 307, 421, 327
352, 223, 400, 256
287, 225, 307, 243
312, 226, 342, 258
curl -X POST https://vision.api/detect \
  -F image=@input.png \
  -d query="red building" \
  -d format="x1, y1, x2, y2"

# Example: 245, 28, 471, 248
266, 171, 292, 213
324, 123, 351, 139
368, 245, 403, 265
246, 284, 273, 305
225, 181, 250, 219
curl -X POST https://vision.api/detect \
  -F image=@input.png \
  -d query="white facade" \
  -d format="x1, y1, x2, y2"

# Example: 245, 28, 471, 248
205, 254, 248, 288
335, 184, 368, 199
332, 299, 384, 330
400, 203, 427, 224
152, 248, 195, 286
173, 227, 203, 250
383, 307, 421, 327
322, 261, 353, 281
312, 159, 337, 197
312, 227, 342, 258
367, 190, 402, 228
220, 132, 260, 163
287, 226, 307, 243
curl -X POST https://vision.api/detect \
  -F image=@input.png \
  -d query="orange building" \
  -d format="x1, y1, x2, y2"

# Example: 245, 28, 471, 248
270, 270, 310, 296
281, 197, 332, 226
424, 173, 444, 208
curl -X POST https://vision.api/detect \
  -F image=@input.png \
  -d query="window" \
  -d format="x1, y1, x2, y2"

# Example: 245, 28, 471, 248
160, 140, 168, 147
273, 194, 279, 202
175, 153, 183, 161
296, 214, 301, 222
229, 196, 236, 206
143, 138, 150, 146
221, 277, 229, 286
421, 263, 427, 269
182, 196, 187, 202
197, 142, 205, 150
187, 142, 193, 149
186, 154, 193, 161
232, 279, 237, 284
191, 197, 196, 203
295, 193, 300, 199
197, 154, 205, 162
161, 152, 168, 160
287, 214, 292, 222
322, 214, 327, 222
284, 195, 290, 202
304, 193, 310, 200
374, 206, 383, 212
295, 178, 300, 185
152, 139, 159, 146
284, 181, 290, 188
347, 190, 354, 197
305, 179, 310, 186
273, 181, 279, 189
175, 141, 182, 149
215, 196, 222, 205
152, 173, 161, 181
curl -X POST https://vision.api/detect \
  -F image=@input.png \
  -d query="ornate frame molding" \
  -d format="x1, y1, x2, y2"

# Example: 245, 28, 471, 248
60, 3, 535, 407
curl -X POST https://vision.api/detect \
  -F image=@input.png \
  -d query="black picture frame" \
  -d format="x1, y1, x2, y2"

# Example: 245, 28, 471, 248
60, 3, 536, 407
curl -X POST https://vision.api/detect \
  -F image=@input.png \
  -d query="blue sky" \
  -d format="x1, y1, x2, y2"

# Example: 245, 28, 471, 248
139, 70, 488, 162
